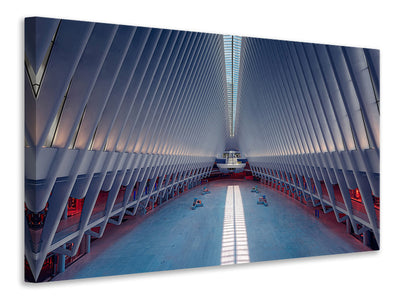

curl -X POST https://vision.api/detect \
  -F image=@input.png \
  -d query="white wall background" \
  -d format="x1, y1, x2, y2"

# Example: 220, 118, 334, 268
2, 0, 399, 299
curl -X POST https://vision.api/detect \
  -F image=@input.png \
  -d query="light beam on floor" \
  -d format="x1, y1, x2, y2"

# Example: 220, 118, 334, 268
233, 185, 250, 263
221, 185, 249, 265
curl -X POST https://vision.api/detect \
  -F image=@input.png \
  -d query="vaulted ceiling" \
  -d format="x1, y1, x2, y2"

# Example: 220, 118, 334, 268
24, 17, 380, 280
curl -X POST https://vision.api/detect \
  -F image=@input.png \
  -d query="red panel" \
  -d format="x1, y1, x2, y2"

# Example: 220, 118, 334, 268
67, 197, 84, 217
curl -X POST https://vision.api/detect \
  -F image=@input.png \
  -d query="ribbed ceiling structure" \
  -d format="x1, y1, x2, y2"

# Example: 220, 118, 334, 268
237, 37, 380, 250
25, 17, 380, 281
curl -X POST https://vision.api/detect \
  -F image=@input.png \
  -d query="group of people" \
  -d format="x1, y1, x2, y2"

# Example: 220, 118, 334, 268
192, 185, 271, 209
191, 198, 204, 210
251, 185, 259, 193
201, 187, 211, 195
257, 194, 268, 206
192, 186, 211, 210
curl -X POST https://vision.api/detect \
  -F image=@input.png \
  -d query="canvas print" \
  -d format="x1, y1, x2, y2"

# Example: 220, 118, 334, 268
24, 17, 380, 282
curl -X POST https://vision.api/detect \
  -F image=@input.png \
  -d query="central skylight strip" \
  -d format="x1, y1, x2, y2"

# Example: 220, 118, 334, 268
223, 35, 242, 137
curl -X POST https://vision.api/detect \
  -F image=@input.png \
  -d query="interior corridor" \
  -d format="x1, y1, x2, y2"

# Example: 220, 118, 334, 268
52, 179, 368, 281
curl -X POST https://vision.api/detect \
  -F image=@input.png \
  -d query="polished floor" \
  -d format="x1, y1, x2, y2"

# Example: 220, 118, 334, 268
52, 179, 369, 281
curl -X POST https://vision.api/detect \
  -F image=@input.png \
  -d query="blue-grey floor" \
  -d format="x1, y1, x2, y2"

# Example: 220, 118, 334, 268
53, 179, 369, 281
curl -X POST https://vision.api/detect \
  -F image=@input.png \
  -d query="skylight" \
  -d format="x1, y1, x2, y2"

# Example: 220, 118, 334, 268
223, 35, 242, 137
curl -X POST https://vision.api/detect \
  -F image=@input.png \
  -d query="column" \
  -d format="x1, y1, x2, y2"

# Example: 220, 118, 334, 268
85, 234, 91, 254
363, 229, 371, 248
58, 245, 66, 274
346, 218, 352, 234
